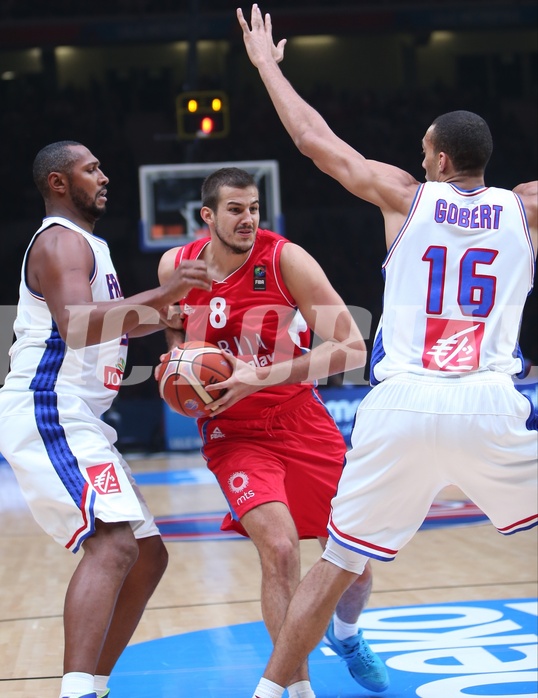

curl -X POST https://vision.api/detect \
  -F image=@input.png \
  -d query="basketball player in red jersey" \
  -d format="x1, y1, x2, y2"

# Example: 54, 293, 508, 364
157, 167, 389, 696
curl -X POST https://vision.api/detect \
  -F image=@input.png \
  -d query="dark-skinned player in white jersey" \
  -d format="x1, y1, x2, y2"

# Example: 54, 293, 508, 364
0, 141, 211, 698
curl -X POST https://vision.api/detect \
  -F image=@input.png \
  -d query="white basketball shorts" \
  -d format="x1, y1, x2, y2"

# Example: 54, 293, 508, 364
323, 371, 538, 574
0, 390, 159, 552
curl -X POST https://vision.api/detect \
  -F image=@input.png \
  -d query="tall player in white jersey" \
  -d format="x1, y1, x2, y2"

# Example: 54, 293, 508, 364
0, 141, 210, 698
237, 7, 538, 697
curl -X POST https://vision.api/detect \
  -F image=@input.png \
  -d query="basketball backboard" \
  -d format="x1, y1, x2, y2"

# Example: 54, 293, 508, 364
139, 160, 282, 251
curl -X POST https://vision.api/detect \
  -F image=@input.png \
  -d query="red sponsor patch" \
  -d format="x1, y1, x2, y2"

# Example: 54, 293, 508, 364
87, 462, 122, 495
104, 366, 123, 391
422, 317, 484, 372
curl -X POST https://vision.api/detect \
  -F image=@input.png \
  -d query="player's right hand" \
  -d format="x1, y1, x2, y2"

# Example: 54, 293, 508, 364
237, 5, 287, 68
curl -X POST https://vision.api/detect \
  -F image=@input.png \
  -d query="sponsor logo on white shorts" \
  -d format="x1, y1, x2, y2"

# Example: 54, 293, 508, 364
87, 462, 122, 495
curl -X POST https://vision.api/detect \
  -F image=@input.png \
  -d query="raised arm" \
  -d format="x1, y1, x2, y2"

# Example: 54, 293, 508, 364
237, 4, 419, 235
28, 228, 210, 348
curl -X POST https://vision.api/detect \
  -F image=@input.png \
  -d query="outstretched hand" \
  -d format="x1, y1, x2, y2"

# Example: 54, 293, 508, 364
237, 4, 287, 67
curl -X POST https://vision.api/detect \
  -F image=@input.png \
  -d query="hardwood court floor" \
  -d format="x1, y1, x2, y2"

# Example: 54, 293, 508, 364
0, 452, 536, 697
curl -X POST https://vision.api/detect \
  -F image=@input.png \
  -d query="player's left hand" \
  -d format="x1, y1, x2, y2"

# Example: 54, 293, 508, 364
204, 354, 266, 414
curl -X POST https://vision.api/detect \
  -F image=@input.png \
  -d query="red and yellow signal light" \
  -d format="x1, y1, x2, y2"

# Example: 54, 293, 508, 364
177, 91, 230, 140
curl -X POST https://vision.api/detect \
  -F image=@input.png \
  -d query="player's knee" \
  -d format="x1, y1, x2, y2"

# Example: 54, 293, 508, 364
112, 534, 140, 573
261, 535, 299, 575
140, 535, 169, 579
358, 559, 372, 584
88, 520, 140, 571
157, 538, 169, 575
322, 537, 369, 576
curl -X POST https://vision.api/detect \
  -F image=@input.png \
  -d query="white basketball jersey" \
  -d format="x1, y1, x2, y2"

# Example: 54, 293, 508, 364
371, 182, 535, 384
3, 216, 128, 417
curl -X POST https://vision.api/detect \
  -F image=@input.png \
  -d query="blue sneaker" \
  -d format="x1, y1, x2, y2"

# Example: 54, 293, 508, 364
61, 694, 97, 698
98, 691, 110, 698
323, 619, 389, 693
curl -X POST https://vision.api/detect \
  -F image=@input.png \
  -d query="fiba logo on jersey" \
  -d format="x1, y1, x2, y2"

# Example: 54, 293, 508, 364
253, 265, 266, 291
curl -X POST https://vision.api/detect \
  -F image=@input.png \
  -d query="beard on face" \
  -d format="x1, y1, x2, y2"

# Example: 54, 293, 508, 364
69, 181, 106, 221
214, 222, 254, 255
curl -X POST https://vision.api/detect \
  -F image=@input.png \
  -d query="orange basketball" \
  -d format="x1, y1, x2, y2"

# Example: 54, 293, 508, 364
156, 341, 232, 418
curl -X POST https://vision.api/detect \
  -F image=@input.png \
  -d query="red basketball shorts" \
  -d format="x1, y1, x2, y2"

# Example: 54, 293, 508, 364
198, 389, 347, 538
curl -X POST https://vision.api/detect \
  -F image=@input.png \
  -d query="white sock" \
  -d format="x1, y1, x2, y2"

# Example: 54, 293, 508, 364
59, 672, 94, 697
333, 613, 359, 641
288, 680, 316, 697
94, 674, 110, 697
252, 677, 285, 698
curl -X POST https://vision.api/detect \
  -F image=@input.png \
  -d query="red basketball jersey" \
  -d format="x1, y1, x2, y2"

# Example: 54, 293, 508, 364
175, 229, 313, 418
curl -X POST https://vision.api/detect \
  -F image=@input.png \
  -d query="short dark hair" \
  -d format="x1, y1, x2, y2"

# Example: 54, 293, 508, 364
32, 140, 83, 198
430, 111, 493, 175
201, 167, 257, 210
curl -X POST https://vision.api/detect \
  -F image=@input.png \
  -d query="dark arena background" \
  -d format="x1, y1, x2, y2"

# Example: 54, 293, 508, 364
1, 2, 536, 441
0, 3, 537, 697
